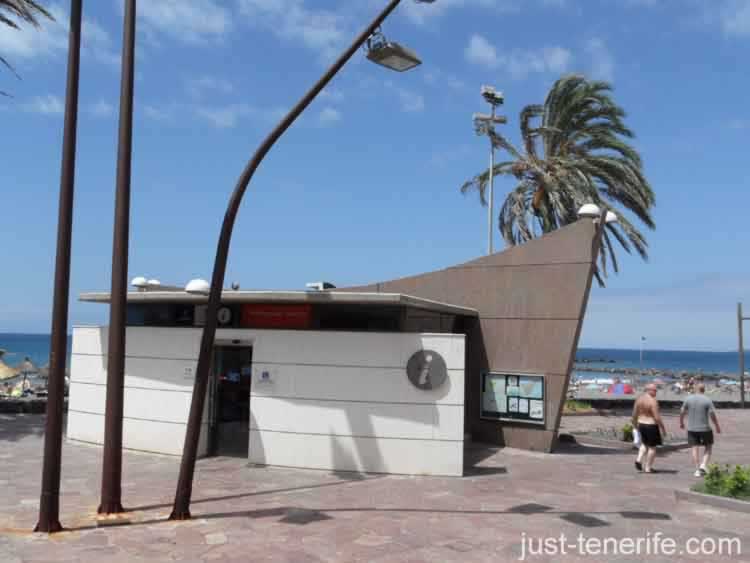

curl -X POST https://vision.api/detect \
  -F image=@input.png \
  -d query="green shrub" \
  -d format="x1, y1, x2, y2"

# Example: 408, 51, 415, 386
695, 464, 750, 499
621, 423, 634, 443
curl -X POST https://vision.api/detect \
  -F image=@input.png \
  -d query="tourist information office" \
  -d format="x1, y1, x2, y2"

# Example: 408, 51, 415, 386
67, 219, 600, 477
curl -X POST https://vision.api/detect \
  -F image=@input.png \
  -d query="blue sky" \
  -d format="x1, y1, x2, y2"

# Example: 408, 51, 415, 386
1, 0, 749, 351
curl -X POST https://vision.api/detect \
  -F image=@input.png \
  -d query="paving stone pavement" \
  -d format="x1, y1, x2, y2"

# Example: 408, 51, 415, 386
1, 410, 749, 562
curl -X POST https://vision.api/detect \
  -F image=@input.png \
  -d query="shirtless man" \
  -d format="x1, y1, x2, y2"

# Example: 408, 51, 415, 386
632, 383, 666, 473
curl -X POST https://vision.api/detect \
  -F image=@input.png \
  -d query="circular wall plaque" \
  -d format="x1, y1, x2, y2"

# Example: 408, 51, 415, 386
217, 306, 233, 326
406, 350, 447, 390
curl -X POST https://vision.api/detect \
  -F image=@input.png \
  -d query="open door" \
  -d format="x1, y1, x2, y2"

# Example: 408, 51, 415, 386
208, 345, 253, 457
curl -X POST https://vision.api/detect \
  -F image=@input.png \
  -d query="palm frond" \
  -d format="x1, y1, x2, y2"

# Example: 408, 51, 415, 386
459, 73, 655, 285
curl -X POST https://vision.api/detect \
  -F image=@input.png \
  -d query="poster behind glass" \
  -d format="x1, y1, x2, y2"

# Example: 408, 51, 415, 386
481, 372, 545, 424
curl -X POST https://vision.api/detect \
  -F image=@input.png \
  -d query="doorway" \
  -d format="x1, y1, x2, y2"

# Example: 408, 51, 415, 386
208, 345, 253, 457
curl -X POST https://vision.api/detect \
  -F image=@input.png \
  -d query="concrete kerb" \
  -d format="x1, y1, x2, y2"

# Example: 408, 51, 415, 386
675, 489, 750, 513
561, 432, 690, 452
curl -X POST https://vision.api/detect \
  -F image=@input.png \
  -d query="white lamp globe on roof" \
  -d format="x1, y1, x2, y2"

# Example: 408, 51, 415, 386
605, 211, 618, 224
577, 203, 601, 219
147, 279, 161, 288
185, 279, 210, 295
131, 276, 148, 289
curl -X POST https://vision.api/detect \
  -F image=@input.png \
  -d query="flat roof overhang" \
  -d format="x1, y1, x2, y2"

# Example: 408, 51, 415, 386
79, 290, 479, 317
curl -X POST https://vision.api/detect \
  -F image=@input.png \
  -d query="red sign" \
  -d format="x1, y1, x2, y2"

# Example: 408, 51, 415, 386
240, 304, 312, 329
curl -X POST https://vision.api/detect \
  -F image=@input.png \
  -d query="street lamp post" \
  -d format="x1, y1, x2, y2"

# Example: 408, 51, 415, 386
98, 0, 136, 515
738, 303, 748, 409
169, 0, 436, 521
473, 85, 505, 255
35, 0, 83, 534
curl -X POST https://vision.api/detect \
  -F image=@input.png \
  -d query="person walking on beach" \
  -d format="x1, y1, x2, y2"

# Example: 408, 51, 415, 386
680, 383, 721, 477
632, 383, 666, 473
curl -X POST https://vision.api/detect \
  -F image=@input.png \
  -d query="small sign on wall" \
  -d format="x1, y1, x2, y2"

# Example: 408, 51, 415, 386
480, 372, 545, 425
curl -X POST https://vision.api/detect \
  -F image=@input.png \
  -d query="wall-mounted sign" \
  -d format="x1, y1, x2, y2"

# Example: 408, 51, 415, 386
217, 306, 233, 326
406, 350, 447, 390
480, 372, 545, 425
240, 304, 312, 329
193, 305, 238, 327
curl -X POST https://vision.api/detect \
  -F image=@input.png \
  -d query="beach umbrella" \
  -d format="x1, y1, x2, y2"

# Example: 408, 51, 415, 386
0, 353, 17, 380
18, 357, 37, 374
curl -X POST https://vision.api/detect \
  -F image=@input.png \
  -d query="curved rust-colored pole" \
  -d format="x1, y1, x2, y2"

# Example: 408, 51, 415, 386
170, 0, 405, 520
35, 0, 83, 534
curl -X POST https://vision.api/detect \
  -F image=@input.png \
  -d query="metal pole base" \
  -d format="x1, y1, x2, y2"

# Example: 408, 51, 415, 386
35, 492, 64, 533
34, 520, 63, 533
97, 501, 125, 515
168, 509, 191, 521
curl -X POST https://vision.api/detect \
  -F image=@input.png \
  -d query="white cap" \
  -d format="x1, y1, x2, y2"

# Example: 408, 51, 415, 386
577, 203, 601, 219
185, 279, 210, 295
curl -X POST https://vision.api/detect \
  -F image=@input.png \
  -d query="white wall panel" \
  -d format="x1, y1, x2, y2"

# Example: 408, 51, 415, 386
68, 383, 200, 424
68, 326, 466, 473
251, 397, 464, 441
249, 429, 463, 476
68, 410, 209, 457
72, 325, 201, 360
251, 364, 464, 405
249, 330, 465, 370
71, 354, 199, 391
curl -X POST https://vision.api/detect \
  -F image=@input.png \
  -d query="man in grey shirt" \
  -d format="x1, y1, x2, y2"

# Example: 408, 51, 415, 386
680, 383, 721, 477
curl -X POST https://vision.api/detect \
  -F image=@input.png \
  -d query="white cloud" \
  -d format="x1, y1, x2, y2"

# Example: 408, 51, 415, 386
402, 0, 519, 26
320, 88, 345, 103
0, 3, 117, 65
23, 94, 64, 115
143, 104, 177, 122
465, 34, 499, 68
318, 106, 342, 125
397, 89, 425, 113
195, 103, 255, 128
186, 75, 234, 99
132, 0, 231, 43
384, 81, 425, 113
89, 100, 114, 118
465, 34, 572, 79
721, 0, 750, 36
424, 68, 466, 91
237, 0, 347, 60
585, 38, 615, 82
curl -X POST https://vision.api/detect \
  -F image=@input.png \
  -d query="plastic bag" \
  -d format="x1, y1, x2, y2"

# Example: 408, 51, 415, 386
633, 428, 642, 447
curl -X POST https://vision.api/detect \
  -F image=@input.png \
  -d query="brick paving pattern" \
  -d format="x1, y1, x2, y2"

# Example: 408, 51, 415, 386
1, 409, 749, 562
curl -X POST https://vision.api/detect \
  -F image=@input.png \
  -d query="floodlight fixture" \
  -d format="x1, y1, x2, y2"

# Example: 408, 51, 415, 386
366, 29, 422, 72
481, 85, 504, 106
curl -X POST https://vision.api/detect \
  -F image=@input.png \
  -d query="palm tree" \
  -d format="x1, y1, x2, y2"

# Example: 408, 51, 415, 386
1, 1, 54, 93
461, 74, 655, 284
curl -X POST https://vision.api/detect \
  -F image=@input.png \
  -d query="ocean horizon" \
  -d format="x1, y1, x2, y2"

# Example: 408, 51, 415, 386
0, 332, 745, 376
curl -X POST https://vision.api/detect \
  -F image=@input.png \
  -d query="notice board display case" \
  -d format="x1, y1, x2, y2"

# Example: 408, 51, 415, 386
480, 372, 545, 425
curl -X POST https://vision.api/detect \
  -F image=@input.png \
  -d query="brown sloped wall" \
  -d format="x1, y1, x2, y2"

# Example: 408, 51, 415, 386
343, 219, 602, 452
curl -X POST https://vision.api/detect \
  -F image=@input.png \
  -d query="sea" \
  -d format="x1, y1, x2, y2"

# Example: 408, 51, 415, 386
0, 333, 72, 368
0, 333, 744, 378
